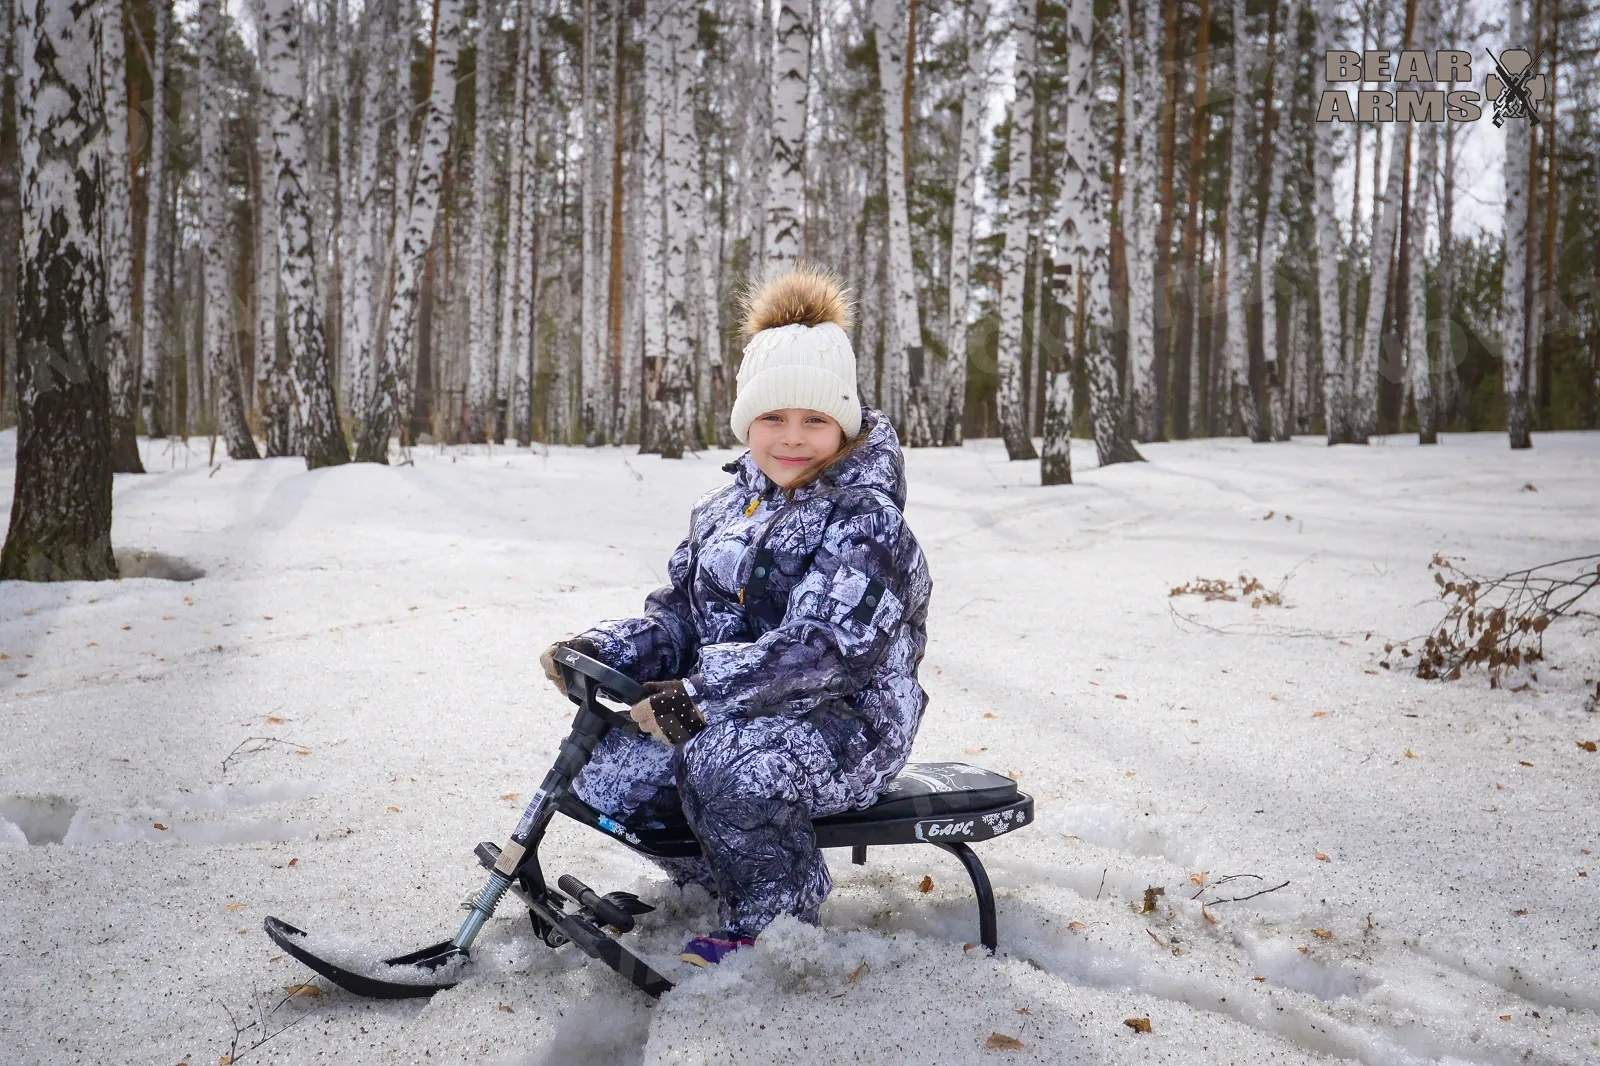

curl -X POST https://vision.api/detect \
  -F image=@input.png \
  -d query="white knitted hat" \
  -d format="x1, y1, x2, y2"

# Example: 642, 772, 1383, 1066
730, 270, 861, 444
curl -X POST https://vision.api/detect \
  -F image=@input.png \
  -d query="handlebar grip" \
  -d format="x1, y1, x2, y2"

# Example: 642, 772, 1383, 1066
553, 646, 647, 707
557, 874, 636, 933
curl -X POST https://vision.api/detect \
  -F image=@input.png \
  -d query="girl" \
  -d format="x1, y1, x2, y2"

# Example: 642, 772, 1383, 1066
539, 268, 931, 967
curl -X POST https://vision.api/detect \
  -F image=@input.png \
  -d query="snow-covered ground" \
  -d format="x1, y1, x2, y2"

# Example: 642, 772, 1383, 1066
1, 427, 1597, 1066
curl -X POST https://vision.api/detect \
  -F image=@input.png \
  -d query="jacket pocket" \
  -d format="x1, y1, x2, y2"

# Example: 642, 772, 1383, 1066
824, 563, 904, 635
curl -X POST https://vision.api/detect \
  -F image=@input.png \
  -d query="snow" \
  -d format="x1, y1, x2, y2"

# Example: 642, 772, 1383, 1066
1, 427, 1598, 1065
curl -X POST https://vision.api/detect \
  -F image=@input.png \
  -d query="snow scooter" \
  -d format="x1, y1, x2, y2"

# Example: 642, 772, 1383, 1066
265, 647, 1034, 999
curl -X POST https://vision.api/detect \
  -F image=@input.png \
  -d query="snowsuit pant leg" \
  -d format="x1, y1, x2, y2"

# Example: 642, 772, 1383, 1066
570, 727, 715, 890
674, 716, 853, 939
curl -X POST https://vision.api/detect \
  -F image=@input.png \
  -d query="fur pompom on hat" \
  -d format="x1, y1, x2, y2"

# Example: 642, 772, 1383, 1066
729, 267, 862, 444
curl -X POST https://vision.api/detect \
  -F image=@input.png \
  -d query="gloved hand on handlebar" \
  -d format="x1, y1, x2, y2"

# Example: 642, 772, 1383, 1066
629, 680, 707, 746
539, 636, 601, 697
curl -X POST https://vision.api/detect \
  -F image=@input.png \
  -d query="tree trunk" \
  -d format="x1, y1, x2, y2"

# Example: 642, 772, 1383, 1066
511, 0, 541, 445
995, 0, 1038, 460
579, 0, 614, 445
1220, 0, 1262, 442
1406, 0, 1438, 443
1500, 0, 1532, 449
1258, 0, 1303, 443
1172, 0, 1210, 440
1311, 0, 1350, 443
138, 0, 170, 441
764, 0, 809, 266
99, 0, 143, 472
940, 0, 989, 448
497, 0, 531, 443
657, 0, 695, 458
198, 0, 261, 460
638, 0, 667, 454
463, 0, 499, 444
1042, 0, 1096, 486
874, 0, 929, 446
0, 0, 18, 429
1119, 0, 1160, 442
2, 0, 118, 580
1078, 0, 1142, 468
358, 0, 462, 462
1354, 119, 1406, 442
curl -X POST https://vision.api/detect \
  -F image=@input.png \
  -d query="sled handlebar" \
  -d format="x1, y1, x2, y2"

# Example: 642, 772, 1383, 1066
554, 646, 648, 733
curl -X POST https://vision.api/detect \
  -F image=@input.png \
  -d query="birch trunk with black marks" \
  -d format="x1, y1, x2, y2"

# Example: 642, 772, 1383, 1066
1356, 121, 1406, 443
941, 0, 989, 447
1042, 0, 1093, 486
1119, 0, 1161, 442
1259, 0, 1303, 442
874, 0, 928, 446
508, 0, 540, 444
2, 0, 117, 580
657, 0, 694, 458
497, 0, 531, 442
638, 0, 667, 453
358, 0, 462, 462
199, 0, 260, 459
579, 0, 613, 445
465, 0, 499, 443
1500, 0, 1531, 449
1220, 0, 1261, 441
99, 0, 142, 471
345, 0, 388, 437
995, 0, 1038, 460
1311, 0, 1351, 443
764, 0, 809, 267
1407, 0, 1438, 443
138, 0, 171, 440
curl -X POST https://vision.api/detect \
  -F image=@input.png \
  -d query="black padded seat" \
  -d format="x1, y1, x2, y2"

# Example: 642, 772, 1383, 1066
815, 762, 1020, 825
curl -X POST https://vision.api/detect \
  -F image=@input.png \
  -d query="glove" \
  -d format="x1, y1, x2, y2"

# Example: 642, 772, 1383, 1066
539, 637, 601, 697
629, 680, 706, 746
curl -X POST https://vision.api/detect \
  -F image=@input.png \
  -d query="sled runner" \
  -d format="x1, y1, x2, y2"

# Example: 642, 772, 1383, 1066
265, 648, 1034, 999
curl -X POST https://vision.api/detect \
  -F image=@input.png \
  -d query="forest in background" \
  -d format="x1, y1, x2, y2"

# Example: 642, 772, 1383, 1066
2, 0, 1599, 484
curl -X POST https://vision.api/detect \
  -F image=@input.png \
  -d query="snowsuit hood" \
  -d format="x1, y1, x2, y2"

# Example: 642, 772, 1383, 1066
575, 405, 931, 806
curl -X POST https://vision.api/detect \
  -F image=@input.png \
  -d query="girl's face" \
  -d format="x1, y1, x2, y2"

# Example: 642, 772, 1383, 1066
748, 408, 847, 488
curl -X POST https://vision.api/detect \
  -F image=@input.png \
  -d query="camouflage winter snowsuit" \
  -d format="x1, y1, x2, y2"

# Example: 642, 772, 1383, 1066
569, 406, 932, 937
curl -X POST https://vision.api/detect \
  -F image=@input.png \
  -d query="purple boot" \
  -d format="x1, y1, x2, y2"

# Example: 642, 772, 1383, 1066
680, 930, 756, 967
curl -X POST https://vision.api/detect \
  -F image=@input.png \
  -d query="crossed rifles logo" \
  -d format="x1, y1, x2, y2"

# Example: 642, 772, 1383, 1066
1485, 47, 1545, 127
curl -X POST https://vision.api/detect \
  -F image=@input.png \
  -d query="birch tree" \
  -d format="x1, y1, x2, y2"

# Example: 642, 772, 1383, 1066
1042, 0, 1093, 486
765, 0, 809, 266
2, 0, 117, 580
198, 0, 260, 459
1258, 0, 1304, 442
344, 0, 388, 436
1311, 0, 1351, 443
1119, 0, 1161, 442
138, 0, 171, 441
358, 0, 463, 462
995, 0, 1038, 461
1500, 0, 1532, 449
464, 0, 500, 442
941, 0, 989, 447
874, 0, 929, 446
1220, 0, 1263, 441
497, 0, 532, 442
98, 0, 141, 472
657, 0, 695, 458
578, 0, 614, 445
507, 0, 541, 444
638, 0, 667, 451
1407, 0, 1439, 444
1356, 124, 1406, 443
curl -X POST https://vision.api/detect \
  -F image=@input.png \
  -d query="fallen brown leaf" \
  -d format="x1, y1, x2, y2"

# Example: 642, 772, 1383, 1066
964, 747, 987, 755
288, 857, 298, 867
224, 902, 246, 912
387, 806, 401, 813
1124, 1017, 1152, 1034
295, 749, 311, 756
1520, 760, 1534, 767
1297, 945, 1310, 954
982, 712, 997, 719
1114, 693, 1128, 700
1141, 886, 1165, 913
154, 823, 169, 832
1016, 1007, 1030, 1015
962, 942, 976, 951
1067, 921, 1086, 931
284, 983, 322, 997
1311, 710, 1330, 718
919, 875, 934, 894
266, 715, 284, 725
985, 1032, 1025, 1050
1404, 749, 1418, 759
1312, 928, 1333, 939
1578, 741, 1597, 753
162, 616, 175, 621
220, 1056, 233, 1065
1499, 1015, 1512, 1021
497, 1003, 514, 1013
1202, 907, 1218, 925
1189, 871, 1209, 886
1314, 852, 1331, 862
1252, 976, 1266, 982
846, 960, 870, 983
1512, 909, 1529, 916
499, 792, 520, 801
